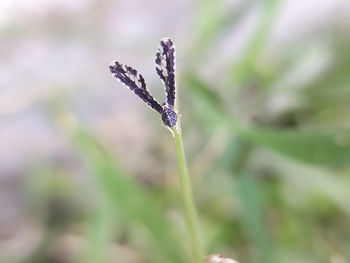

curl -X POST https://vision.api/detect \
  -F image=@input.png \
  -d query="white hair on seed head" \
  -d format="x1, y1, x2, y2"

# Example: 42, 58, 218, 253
160, 37, 171, 42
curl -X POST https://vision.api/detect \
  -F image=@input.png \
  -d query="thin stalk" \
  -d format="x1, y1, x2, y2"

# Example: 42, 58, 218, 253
172, 124, 204, 263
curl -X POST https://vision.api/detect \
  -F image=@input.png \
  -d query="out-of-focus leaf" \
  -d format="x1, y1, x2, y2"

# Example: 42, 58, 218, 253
183, 73, 229, 125
184, 72, 350, 168
184, 73, 223, 110
237, 173, 273, 263
240, 128, 350, 167
48, 103, 184, 263
229, 0, 280, 84
189, 0, 254, 62
192, 0, 223, 56
79, 203, 115, 263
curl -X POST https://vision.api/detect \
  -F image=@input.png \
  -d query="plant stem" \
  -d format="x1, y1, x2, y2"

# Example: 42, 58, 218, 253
172, 124, 204, 263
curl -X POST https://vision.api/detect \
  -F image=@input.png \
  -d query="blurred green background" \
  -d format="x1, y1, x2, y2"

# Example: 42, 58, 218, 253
1, 0, 350, 262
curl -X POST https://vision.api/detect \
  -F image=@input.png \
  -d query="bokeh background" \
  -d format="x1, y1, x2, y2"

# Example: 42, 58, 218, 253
1, 0, 350, 262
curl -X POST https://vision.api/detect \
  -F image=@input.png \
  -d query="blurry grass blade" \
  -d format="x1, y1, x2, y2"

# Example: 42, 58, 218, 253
206, 137, 251, 177
189, 0, 254, 62
48, 103, 183, 263
191, 0, 224, 59
183, 73, 231, 126
276, 158, 350, 217
237, 173, 273, 263
229, 0, 280, 84
80, 203, 115, 263
240, 128, 350, 167
184, 72, 350, 168
185, 73, 222, 109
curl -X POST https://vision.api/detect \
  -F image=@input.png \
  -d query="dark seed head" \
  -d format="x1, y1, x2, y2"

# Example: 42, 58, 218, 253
161, 107, 177, 127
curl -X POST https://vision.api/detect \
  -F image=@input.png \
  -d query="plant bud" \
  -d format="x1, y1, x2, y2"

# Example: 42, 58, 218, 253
206, 254, 224, 263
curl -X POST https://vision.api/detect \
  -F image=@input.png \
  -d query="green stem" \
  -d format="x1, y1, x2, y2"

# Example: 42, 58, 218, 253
172, 124, 204, 263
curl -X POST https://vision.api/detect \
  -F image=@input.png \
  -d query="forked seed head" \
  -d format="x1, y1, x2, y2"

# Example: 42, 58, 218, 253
109, 37, 177, 128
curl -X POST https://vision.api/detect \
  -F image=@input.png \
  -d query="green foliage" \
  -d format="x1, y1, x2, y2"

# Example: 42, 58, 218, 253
240, 128, 350, 167
19, 1, 350, 262
48, 105, 184, 263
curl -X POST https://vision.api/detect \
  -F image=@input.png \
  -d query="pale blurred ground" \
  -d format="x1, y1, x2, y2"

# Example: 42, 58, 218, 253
1, 0, 350, 262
